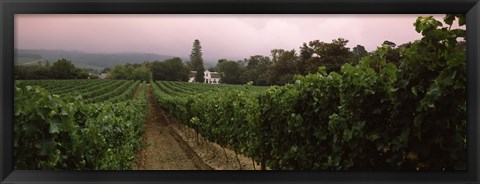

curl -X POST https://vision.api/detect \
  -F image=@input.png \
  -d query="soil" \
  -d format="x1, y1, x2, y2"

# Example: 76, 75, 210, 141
170, 121, 264, 170
133, 84, 212, 170
131, 83, 142, 100
134, 83, 265, 170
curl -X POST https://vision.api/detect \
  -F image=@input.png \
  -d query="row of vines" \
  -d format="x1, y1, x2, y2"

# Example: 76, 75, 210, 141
152, 15, 466, 170
14, 80, 147, 169
16, 79, 140, 103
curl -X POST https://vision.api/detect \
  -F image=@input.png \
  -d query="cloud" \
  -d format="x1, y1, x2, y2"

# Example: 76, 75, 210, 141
15, 14, 448, 63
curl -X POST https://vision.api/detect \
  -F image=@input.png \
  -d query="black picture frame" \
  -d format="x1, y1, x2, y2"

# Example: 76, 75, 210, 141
1, 0, 479, 183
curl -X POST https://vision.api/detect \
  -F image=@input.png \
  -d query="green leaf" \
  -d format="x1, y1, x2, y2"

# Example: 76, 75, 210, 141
343, 129, 353, 142
399, 129, 410, 144
49, 118, 61, 134
458, 15, 466, 26
35, 140, 57, 156
367, 133, 381, 142
443, 15, 455, 26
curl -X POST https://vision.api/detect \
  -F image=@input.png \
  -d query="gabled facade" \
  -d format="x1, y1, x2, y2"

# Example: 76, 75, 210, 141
188, 70, 221, 84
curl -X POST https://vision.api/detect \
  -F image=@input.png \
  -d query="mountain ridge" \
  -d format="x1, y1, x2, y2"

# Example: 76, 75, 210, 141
14, 49, 215, 70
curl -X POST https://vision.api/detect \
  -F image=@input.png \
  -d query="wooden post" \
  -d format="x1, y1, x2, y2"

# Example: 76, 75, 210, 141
222, 147, 229, 163
261, 157, 266, 170
235, 152, 242, 170
196, 132, 199, 146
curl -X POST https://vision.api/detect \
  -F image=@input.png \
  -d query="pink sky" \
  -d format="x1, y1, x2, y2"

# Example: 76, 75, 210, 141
15, 14, 449, 61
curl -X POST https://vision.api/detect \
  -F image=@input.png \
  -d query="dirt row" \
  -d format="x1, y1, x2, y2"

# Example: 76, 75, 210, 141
133, 84, 262, 170
131, 83, 142, 100
134, 84, 211, 170
170, 120, 263, 170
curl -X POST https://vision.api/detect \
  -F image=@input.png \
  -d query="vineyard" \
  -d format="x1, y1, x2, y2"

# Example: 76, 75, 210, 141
14, 79, 147, 169
14, 15, 466, 170
151, 50, 465, 170
148, 15, 466, 170
13, 79, 269, 170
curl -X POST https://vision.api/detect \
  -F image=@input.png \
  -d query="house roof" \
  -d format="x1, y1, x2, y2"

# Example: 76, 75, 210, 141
189, 70, 222, 79
210, 73, 221, 78
189, 71, 197, 77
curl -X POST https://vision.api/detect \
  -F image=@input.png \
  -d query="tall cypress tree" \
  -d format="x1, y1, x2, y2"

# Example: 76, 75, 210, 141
190, 39, 205, 83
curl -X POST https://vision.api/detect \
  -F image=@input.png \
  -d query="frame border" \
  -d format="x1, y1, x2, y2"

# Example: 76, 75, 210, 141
1, 0, 479, 183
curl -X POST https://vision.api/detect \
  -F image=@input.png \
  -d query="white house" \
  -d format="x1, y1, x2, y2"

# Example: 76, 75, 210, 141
188, 71, 197, 83
188, 70, 221, 84
204, 70, 221, 84
99, 73, 108, 80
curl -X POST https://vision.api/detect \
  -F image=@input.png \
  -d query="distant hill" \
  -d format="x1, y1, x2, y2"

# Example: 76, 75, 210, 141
15, 52, 43, 65
15, 49, 189, 70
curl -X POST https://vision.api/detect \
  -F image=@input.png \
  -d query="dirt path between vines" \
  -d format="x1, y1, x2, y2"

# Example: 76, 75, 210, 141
134, 84, 212, 170
131, 83, 142, 100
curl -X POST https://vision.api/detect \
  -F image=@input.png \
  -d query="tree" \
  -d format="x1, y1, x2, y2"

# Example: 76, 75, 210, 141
301, 38, 354, 74
14, 65, 51, 79
107, 65, 129, 79
239, 55, 272, 85
382, 40, 397, 48
102, 67, 111, 73
108, 64, 153, 81
207, 67, 218, 72
190, 39, 205, 82
74, 68, 90, 79
382, 42, 412, 66
217, 60, 244, 84
147, 57, 189, 82
352, 45, 368, 61
163, 57, 189, 81
132, 66, 152, 82
185, 61, 193, 71
266, 49, 297, 85
14, 58, 92, 80
50, 59, 78, 79
298, 43, 313, 75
